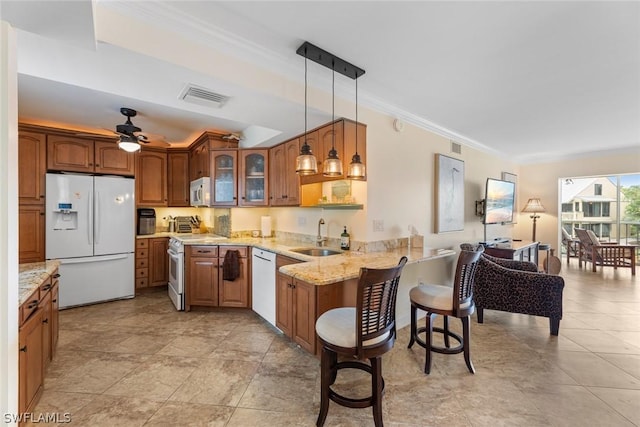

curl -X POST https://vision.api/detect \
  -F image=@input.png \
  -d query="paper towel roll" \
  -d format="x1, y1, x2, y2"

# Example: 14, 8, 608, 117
261, 216, 272, 238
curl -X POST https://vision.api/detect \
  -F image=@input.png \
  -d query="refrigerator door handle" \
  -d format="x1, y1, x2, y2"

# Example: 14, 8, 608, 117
61, 254, 130, 264
95, 191, 101, 244
88, 190, 93, 245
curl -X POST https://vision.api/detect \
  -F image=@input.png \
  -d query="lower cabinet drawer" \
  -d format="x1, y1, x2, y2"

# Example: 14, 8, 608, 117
136, 278, 149, 288
136, 258, 148, 268
135, 268, 149, 279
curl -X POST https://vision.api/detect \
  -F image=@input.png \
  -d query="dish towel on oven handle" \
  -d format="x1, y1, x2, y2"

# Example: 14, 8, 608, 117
222, 250, 240, 281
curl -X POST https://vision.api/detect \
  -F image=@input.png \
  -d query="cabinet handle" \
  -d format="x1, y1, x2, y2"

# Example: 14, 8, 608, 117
241, 196, 245, 200
284, 195, 288, 199
39, 195, 45, 198
89, 163, 93, 166
43, 318, 48, 324
40, 212, 45, 216
197, 250, 211, 253
233, 197, 237, 200
53, 273, 61, 278
20, 346, 27, 353
27, 300, 39, 309
95, 164, 100, 167
42, 284, 51, 291
52, 299, 57, 303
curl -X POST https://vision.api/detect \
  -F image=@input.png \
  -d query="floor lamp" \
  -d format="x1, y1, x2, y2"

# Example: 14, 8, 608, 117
522, 198, 546, 242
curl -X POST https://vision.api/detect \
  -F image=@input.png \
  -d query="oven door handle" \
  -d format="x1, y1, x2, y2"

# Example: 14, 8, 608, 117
167, 249, 180, 257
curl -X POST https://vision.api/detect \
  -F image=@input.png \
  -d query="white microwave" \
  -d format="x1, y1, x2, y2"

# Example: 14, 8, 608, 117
190, 177, 211, 207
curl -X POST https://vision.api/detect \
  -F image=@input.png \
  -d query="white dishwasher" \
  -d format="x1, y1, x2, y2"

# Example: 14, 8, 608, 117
251, 248, 277, 327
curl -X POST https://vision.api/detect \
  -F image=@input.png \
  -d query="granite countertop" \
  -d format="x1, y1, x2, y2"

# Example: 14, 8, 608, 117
140, 232, 456, 286
19, 260, 61, 306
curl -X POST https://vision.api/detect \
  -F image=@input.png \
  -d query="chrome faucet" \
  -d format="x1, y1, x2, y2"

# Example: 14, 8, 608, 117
317, 218, 326, 247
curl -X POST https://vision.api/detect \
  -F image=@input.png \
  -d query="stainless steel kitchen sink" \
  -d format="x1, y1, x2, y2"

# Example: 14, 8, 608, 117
290, 248, 342, 257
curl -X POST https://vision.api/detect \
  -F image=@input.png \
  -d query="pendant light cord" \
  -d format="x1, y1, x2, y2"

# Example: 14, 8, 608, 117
355, 71, 358, 155
304, 52, 308, 138
332, 62, 335, 150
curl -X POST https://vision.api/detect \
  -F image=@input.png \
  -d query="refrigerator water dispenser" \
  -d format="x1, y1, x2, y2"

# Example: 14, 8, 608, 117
52, 203, 78, 230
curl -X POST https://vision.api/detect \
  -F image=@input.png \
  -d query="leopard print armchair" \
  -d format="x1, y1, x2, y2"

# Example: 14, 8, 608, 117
462, 244, 565, 335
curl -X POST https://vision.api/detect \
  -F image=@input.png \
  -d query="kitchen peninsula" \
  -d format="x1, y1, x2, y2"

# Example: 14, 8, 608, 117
139, 233, 455, 354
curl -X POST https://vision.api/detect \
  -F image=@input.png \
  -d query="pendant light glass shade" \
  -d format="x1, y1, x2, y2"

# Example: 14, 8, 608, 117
296, 53, 318, 175
118, 137, 141, 153
296, 139, 318, 175
323, 66, 343, 177
346, 73, 365, 180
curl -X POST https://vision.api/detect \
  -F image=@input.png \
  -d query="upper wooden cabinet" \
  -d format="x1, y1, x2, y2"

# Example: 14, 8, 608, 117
239, 149, 269, 207
94, 141, 135, 175
47, 135, 94, 173
167, 151, 190, 207
136, 149, 168, 206
270, 138, 300, 206
189, 131, 239, 181
47, 135, 134, 176
19, 205, 45, 263
210, 150, 238, 206
18, 131, 47, 205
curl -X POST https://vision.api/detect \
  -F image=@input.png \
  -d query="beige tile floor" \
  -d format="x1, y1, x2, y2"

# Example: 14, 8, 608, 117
31, 259, 639, 426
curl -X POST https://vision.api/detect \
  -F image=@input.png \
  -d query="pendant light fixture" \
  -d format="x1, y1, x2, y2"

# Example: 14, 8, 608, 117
295, 49, 318, 175
323, 64, 343, 177
347, 71, 365, 179
295, 42, 365, 177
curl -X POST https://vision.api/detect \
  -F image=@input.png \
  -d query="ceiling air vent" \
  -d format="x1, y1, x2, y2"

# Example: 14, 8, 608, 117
179, 84, 229, 108
451, 141, 462, 154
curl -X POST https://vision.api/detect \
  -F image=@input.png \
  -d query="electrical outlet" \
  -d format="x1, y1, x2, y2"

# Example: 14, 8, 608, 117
373, 220, 384, 232
298, 217, 307, 226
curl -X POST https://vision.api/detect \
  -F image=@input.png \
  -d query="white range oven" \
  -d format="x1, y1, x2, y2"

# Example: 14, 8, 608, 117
167, 234, 228, 311
167, 237, 185, 310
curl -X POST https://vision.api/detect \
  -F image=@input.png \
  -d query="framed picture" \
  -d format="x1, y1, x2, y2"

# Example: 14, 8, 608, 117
501, 172, 518, 224
434, 154, 465, 233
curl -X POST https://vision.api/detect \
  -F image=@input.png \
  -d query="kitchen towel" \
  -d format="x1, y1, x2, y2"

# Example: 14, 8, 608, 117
222, 250, 240, 281
261, 216, 272, 238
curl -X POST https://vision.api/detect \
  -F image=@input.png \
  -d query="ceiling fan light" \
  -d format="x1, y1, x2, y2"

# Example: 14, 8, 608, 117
346, 153, 366, 180
118, 140, 141, 153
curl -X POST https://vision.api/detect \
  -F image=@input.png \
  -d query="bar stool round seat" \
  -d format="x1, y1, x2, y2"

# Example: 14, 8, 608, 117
408, 248, 483, 374
316, 257, 407, 427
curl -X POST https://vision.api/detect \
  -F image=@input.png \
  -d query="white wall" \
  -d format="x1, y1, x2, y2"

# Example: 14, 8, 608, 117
0, 19, 19, 425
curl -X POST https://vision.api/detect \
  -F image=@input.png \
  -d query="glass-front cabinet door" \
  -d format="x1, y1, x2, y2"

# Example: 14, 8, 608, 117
239, 149, 269, 207
211, 150, 237, 206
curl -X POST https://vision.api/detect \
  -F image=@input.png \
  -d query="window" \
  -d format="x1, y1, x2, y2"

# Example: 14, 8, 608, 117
575, 202, 580, 211
594, 184, 602, 195
562, 203, 573, 212
584, 202, 610, 217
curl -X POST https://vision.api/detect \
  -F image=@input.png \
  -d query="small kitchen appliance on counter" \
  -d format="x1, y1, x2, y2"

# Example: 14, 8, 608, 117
137, 208, 156, 235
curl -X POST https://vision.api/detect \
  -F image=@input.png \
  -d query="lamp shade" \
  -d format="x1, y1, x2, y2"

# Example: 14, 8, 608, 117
522, 198, 546, 213
346, 153, 366, 180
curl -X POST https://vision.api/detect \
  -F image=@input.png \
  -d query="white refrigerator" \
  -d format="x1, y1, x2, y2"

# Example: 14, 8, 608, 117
46, 173, 135, 308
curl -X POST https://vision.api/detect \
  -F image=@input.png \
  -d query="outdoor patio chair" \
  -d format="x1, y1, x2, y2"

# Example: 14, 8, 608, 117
574, 228, 636, 275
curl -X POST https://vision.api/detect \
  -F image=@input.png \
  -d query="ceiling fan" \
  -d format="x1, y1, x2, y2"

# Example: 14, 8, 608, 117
112, 107, 169, 152
76, 107, 169, 152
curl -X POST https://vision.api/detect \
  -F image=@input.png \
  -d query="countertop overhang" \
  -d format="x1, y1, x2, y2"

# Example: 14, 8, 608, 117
139, 233, 456, 286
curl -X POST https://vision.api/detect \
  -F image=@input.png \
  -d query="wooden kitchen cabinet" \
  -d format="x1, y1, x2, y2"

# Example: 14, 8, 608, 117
136, 149, 168, 206
51, 275, 60, 356
168, 151, 190, 207
135, 238, 168, 289
239, 149, 269, 207
190, 140, 210, 181
19, 269, 60, 414
19, 306, 44, 415
149, 238, 169, 287
218, 246, 250, 308
19, 205, 45, 263
18, 131, 47, 205
94, 140, 135, 175
210, 150, 238, 206
275, 256, 317, 352
47, 135, 94, 173
270, 138, 300, 206
186, 245, 219, 309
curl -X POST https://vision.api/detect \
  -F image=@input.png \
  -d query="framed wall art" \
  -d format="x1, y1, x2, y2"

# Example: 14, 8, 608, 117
434, 154, 465, 233
501, 171, 518, 223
